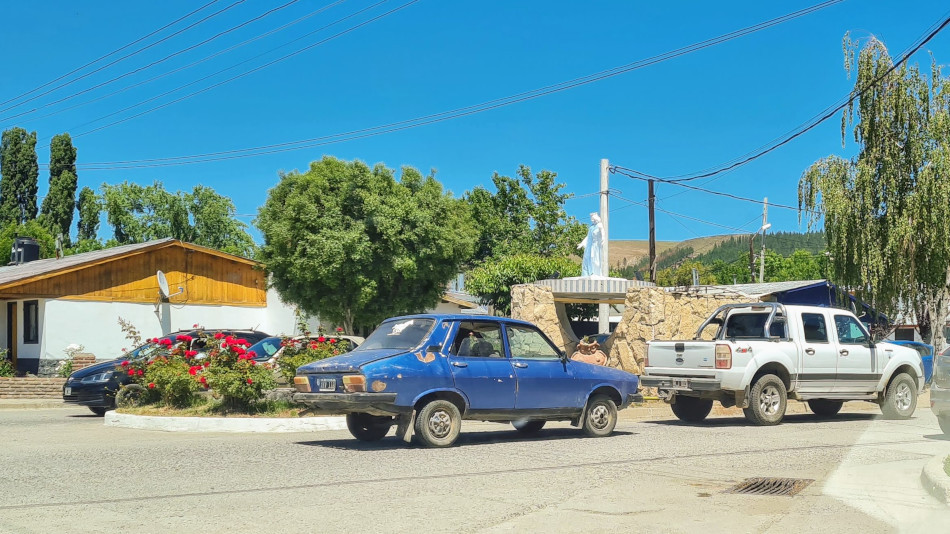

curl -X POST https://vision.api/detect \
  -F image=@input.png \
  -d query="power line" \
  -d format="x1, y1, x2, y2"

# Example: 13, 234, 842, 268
48, 0, 842, 169
0, 0, 222, 109
613, 194, 755, 233
0, 0, 247, 116
0, 0, 304, 124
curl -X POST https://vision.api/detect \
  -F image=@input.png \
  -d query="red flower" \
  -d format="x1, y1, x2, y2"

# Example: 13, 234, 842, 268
176, 334, 193, 342
247, 351, 256, 359
151, 338, 158, 343
185, 350, 198, 357
237, 338, 249, 346
336, 327, 343, 332
127, 369, 135, 376
137, 370, 144, 376
148, 383, 155, 389
192, 323, 199, 328
199, 376, 207, 384
159, 338, 173, 347
188, 366, 200, 376
317, 336, 326, 343
249, 361, 256, 366
214, 332, 225, 340
121, 360, 130, 367
233, 346, 246, 356
203, 362, 210, 368
330, 339, 337, 344
246, 378, 253, 385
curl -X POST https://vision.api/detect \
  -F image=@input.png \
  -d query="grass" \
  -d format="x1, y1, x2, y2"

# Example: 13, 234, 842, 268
119, 398, 305, 418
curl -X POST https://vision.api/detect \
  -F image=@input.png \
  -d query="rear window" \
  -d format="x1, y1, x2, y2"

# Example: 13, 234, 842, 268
723, 313, 769, 339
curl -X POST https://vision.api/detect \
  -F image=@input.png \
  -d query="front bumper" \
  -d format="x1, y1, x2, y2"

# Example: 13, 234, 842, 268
62, 385, 115, 408
640, 375, 723, 393
292, 392, 404, 416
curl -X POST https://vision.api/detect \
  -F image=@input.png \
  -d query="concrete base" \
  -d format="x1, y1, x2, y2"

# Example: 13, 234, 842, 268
104, 410, 348, 433
921, 454, 950, 505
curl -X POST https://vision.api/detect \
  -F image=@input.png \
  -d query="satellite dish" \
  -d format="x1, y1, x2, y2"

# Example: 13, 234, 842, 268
157, 270, 170, 299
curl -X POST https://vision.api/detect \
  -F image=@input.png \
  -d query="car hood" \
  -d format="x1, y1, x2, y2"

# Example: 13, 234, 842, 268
297, 348, 405, 374
69, 358, 121, 378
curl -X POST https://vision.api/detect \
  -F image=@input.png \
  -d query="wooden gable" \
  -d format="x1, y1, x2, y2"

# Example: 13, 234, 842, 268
0, 242, 266, 306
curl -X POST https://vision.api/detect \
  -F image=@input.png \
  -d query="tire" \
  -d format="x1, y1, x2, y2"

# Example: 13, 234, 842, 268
512, 419, 545, 433
88, 406, 108, 417
670, 396, 713, 423
115, 384, 147, 408
413, 399, 462, 448
880, 372, 917, 419
808, 399, 843, 417
346, 413, 393, 441
939, 416, 950, 435
582, 395, 618, 437
742, 374, 787, 426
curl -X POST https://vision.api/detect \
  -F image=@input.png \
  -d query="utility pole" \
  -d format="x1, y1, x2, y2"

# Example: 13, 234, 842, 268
759, 197, 768, 283
599, 159, 610, 334
648, 179, 656, 284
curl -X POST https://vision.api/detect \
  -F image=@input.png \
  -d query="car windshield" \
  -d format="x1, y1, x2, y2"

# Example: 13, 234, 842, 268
358, 318, 435, 351
247, 337, 282, 360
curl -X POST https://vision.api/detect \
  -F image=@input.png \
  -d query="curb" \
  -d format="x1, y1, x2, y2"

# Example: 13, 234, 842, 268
104, 411, 348, 433
920, 454, 950, 505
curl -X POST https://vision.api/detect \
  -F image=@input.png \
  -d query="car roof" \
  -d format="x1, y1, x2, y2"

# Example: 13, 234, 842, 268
385, 314, 537, 327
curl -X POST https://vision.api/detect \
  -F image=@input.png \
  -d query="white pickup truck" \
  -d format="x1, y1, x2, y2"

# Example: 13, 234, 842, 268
642, 303, 925, 425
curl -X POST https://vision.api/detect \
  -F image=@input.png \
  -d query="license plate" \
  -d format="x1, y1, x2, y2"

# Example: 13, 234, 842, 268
318, 378, 336, 392
64, 387, 72, 396
671, 378, 689, 390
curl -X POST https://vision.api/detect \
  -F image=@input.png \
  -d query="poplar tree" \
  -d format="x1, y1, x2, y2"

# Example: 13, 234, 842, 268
40, 133, 79, 241
0, 127, 39, 226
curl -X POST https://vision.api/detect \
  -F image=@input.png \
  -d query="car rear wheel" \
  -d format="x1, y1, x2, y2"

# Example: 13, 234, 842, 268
880, 372, 917, 419
345, 413, 393, 441
670, 396, 713, 423
808, 399, 843, 417
88, 406, 108, 417
512, 419, 545, 433
938, 416, 950, 435
743, 374, 787, 426
414, 399, 462, 448
582, 395, 617, 437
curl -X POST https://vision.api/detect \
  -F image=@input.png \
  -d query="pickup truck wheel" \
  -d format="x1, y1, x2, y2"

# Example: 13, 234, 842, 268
414, 399, 462, 447
743, 374, 787, 426
582, 395, 618, 437
880, 373, 917, 419
938, 416, 950, 435
345, 413, 393, 441
512, 419, 546, 433
807, 400, 843, 417
670, 396, 713, 423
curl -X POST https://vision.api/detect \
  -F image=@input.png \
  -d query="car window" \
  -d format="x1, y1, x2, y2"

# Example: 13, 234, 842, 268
505, 325, 560, 360
801, 313, 828, 343
359, 318, 435, 350
450, 321, 504, 357
724, 313, 769, 339
834, 314, 869, 345
248, 337, 282, 359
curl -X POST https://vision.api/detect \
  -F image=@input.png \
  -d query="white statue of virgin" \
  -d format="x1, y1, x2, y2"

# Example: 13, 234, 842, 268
577, 212, 604, 277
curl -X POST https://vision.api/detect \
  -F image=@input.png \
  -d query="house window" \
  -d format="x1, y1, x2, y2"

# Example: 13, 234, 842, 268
23, 300, 38, 344
894, 327, 915, 342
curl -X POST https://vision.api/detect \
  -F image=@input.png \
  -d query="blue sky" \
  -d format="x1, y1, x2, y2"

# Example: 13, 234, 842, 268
1, 0, 949, 243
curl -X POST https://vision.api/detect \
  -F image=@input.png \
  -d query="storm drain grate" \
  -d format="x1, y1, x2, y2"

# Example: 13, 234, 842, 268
725, 477, 813, 497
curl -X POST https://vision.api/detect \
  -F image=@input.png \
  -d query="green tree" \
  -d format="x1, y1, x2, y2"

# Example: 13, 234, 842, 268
102, 181, 254, 256
255, 156, 475, 333
656, 261, 717, 287
76, 186, 100, 241
39, 133, 79, 241
0, 127, 39, 226
0, 220, 55, 260
799, 36, 950, 347
465, 254, 581, 315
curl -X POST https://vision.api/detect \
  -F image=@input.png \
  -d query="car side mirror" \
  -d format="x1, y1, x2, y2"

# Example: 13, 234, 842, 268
426, 344, 442, 353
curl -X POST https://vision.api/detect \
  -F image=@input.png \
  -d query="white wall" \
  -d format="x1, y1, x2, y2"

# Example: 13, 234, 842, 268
0, 298, 45, 362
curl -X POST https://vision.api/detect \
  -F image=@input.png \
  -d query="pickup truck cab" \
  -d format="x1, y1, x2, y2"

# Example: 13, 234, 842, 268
642, 303, 924, 425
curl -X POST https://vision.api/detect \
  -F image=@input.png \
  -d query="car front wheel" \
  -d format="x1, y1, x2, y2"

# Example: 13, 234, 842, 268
743, 374, 787, 426
880, 373, 917, 419
346, 413, 393, 441
582, 395, 617, 437
414, 400, 462, 448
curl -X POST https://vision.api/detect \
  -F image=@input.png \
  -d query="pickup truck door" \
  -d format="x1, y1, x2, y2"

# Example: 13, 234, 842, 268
504, 325, 579, 410
831, 313, 879, 393
797, 311, 837, 394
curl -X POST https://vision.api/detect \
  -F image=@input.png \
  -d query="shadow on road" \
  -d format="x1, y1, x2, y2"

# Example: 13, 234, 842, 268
644, 412, 879, 427
297, 428, 635, 450
922, 433, 950, 441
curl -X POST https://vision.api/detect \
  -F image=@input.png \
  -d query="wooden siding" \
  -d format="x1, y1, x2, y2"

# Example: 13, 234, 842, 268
0, 246, 266, 306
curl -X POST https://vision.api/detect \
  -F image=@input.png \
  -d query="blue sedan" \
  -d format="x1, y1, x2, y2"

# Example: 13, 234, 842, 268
885, 340, 934, 385
293, 314, 642, 447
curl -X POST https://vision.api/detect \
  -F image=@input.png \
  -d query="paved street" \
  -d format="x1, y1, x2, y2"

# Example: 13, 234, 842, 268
1, 404, 949, 533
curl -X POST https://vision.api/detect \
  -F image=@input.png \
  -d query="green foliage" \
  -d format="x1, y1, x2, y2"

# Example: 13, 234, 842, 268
39, 134, 79, 241
275, 334, 351, 384
102, 181, 255, 257
256, 156, 475, 333
798, 36, 950, 346
0, 128, 39, 227
0, 350, 13, 377
656, 261, 717, 287
0, 220, 55, 259
76, 186, 100, 241
145, 355, 201, 408
465, 254, 580, 315
463, 165, 586, 262
693, 232, 826, 264
203, 335, 276, 410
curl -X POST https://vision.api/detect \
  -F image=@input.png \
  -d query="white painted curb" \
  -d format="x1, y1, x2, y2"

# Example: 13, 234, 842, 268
104, 410, 348, 433
920, 454, 950, 505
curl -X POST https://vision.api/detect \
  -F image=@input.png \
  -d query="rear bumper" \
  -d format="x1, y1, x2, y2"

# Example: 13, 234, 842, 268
640, 375, 722, 392
292, 392, 405, 416
620, 393, 644, 408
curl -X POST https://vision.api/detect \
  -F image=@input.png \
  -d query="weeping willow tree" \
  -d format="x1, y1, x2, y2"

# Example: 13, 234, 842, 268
799, 35, 950, 348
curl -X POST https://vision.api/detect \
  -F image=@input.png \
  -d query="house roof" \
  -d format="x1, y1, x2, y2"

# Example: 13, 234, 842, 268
677, 280, 829, 298
0, 238, 258, 291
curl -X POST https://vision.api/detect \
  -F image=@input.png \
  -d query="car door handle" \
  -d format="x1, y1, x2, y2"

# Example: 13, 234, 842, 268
839, 349, 849, 356
512, 362, 528, 368
451, 362, 468, 368
805, 348, 815, 355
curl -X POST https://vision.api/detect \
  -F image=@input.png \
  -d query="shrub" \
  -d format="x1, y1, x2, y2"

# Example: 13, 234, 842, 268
0, 354, 13, 377
275, 332, 351, 384
202, 335, 277, 410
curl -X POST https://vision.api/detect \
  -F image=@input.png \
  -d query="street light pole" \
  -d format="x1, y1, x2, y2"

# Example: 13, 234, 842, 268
759, 198, 768, 284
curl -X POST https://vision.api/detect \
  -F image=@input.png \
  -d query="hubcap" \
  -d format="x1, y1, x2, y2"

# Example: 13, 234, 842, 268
590, 404, 609, 429
759, 385, 781, 415
895, 383, 912, 411
428, 409, 452, 438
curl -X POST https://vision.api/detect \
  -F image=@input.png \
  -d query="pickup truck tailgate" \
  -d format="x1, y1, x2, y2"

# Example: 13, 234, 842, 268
647, 341, 716, 369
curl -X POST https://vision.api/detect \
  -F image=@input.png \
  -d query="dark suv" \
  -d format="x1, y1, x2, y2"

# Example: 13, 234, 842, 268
63, 329, 271, 416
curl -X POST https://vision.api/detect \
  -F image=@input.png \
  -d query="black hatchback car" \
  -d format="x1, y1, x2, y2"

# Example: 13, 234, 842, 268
63, 329, 271, 415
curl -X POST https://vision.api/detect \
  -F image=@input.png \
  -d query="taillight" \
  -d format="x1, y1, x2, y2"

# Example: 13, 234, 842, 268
342, 375, 366, 392
715, 344, 732, 369
643, 349, 649, 368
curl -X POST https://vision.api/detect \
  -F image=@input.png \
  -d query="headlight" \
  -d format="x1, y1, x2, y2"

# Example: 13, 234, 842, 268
80, 372, 114, 384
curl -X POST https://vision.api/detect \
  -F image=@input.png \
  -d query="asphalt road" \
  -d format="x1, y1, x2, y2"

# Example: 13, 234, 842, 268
1, 404, 949, 533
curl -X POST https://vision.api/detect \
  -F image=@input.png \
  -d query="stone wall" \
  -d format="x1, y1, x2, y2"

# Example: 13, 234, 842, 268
510, 285, 579, 355
0, 377, 67, 399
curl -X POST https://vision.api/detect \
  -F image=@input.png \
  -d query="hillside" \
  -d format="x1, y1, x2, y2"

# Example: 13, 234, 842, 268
609, 235, 735, 269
